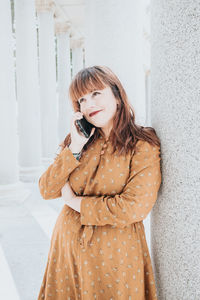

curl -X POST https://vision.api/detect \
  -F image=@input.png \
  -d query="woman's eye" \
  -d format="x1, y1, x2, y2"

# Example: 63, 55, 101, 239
78, 98, 84, 104
78, 92, 100, 104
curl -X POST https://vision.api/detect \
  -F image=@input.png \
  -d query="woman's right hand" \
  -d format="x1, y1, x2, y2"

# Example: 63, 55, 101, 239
69, 112, 96, 152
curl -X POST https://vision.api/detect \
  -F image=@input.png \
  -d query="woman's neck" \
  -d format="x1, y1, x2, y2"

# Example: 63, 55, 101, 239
99, 127, 112, 141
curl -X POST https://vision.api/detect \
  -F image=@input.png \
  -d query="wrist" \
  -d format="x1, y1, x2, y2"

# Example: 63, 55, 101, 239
73, 195, 81, 201
69, 143, 83, 153
72, 153, 81, 161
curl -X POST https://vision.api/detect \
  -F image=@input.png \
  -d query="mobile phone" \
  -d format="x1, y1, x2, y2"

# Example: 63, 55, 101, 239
75, 116, 95, 138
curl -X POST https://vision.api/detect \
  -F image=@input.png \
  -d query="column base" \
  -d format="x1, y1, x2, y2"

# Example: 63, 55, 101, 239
0, 182, 30, 206
42, 157, 54, 169
19, 166, 45, 182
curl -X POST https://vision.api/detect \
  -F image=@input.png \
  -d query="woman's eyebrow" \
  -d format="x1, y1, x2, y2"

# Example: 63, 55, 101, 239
92, 89, 101, 92
78, 90, 100, 101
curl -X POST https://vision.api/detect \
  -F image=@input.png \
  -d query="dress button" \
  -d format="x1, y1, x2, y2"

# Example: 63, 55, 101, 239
102, 144, 107, 148
100, 150, 105, 155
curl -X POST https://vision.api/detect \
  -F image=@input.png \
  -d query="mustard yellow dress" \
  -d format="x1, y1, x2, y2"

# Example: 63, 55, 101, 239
37, 132, 161, 300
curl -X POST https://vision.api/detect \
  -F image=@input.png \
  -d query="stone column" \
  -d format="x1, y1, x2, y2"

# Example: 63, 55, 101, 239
55, 21, 72, 143
36, 0, 58, 166
141, 0, 152, 253
71, 37, 84, 77
0, 1, 30, 205
84, 0, 145, 124
15, 0, 43, 182
151, 1, 200, 299
143, 1, 151, 127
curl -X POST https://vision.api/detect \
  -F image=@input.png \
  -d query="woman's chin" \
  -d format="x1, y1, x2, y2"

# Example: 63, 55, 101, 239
89, 119, 102, 126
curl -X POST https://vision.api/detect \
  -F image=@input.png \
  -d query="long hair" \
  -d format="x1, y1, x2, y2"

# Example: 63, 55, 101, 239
58, 65, 160, 157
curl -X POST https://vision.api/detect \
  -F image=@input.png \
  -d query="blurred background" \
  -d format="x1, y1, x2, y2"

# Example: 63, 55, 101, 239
0, 0, 199, 299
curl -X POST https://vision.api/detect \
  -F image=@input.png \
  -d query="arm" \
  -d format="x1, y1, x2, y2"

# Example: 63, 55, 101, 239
38, 146, 81, 200
61, 181, 82, 212
79, 140, 162, 227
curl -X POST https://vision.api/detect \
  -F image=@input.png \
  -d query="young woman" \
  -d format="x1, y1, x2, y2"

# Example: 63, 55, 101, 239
37, 65, 162, 300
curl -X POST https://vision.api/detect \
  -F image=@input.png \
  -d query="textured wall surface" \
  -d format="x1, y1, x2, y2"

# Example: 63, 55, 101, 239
151, 1, 200, 299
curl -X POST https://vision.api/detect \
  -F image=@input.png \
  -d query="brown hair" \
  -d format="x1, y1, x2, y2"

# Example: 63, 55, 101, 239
58, 65, 160, 157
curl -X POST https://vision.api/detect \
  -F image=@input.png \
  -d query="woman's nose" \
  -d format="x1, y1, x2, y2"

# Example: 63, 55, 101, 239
85, 96, 95, 107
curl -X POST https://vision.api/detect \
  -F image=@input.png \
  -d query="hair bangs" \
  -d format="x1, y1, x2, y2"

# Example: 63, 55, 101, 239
69, 69, 107, 106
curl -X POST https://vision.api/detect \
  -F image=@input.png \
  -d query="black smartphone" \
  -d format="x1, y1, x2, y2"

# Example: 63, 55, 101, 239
75, 117, 95, 138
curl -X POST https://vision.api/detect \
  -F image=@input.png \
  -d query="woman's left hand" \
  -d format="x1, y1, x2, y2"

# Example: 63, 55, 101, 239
61, 181, 75, 203
61, 181, 81, 213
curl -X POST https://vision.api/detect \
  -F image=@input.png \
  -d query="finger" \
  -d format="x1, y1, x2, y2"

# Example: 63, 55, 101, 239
90, 127, 95, 137
61, 186, 64, 195
72, 112, 83, 120
71, 111, 82, 116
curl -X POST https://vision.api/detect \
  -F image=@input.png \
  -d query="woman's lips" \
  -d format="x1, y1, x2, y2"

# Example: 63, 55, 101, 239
90, 110, 103, 117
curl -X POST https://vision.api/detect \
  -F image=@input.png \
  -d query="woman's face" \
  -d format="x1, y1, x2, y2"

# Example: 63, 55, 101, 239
78, 85, 118, 132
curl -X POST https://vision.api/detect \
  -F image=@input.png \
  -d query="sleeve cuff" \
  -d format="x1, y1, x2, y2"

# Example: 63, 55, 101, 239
59, 146, 81, 170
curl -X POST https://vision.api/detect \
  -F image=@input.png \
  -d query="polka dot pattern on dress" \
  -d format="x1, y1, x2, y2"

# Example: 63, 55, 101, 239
37, 135, 161, 300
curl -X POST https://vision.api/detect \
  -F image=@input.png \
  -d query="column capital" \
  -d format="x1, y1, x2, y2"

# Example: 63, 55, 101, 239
144, 68, 150, 76
35, 0, 55, 13
55, 21, 71, 35
71, 37, 84, 49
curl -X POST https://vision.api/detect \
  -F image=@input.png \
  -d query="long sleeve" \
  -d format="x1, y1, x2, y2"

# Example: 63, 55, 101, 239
39, 146, 81, 200
80, 140, 162, 227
